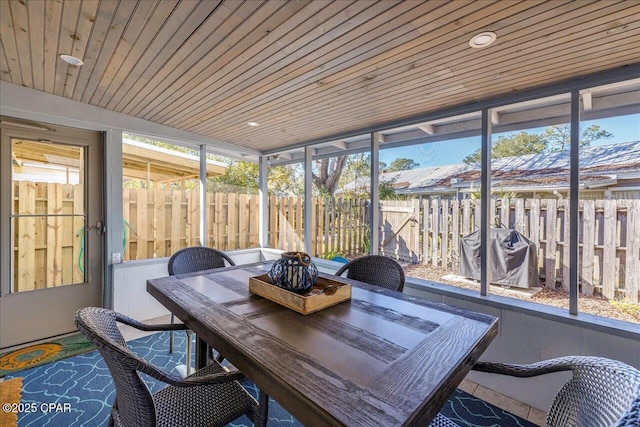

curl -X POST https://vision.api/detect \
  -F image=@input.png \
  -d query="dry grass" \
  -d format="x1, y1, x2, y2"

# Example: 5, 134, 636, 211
402, 263, 640, 324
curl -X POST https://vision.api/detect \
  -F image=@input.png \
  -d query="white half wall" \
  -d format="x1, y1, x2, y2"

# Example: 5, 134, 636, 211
404, 279, 640, 412
113, 248, 268, 320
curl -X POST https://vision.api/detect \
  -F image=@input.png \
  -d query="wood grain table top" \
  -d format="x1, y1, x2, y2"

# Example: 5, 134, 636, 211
147, 262, 499, 427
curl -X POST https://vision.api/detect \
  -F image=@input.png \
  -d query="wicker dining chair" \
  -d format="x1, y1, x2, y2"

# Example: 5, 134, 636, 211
335, 255, 405, 292
472, 356, 640, 427
74, 307, 268, 427
167, 247, 235, 355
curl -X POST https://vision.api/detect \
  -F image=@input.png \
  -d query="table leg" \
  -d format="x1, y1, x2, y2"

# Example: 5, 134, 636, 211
195, 336, 208, 369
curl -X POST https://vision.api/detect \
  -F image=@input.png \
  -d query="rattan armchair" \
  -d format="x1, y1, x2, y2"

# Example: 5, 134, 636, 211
74, 307, 268, 427
472, 356, 640, 427
335, 255, 405, 292
167, 247, 235, 358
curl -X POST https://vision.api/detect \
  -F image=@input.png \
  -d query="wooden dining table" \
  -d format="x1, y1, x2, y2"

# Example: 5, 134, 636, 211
147, 261, 499, 427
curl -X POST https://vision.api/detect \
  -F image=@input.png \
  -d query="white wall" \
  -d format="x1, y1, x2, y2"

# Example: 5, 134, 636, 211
112, 248, 268, 320
404, 280, 640, 412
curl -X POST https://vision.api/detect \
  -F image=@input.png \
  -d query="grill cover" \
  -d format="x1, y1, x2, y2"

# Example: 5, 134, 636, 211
459, 228, 538, 288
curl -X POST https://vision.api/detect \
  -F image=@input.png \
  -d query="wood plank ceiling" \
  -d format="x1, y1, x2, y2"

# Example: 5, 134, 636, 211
1, 0, 639, 154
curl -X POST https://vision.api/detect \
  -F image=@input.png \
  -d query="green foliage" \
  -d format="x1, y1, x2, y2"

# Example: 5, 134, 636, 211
610, 299, 640, 320
545, 124, 613, 151
463, 131, 547, 164
362, 225, 371, 254
462, 124, 613, 164
209, 159, 258, 193
338, 153, 371, 196
321, 250, 345, 260
386, 158, 420, 172
268, 164, 304, 196
379, 180, 398, 199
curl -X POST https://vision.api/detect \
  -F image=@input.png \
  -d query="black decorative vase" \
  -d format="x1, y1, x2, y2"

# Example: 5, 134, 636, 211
268, 252, 318, 295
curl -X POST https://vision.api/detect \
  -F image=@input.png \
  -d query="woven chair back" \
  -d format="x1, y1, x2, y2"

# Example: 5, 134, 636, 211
75, 307, 157, 427
168, 247, 235, 275
335, 255, 405, 292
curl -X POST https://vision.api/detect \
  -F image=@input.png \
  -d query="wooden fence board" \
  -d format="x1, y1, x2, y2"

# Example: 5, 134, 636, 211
171, 190, 182, 253
451, 199, 459, 269
561, 200, 570, 292
530, 199, 541, 272
214, 193, 227, 251
515, 199, 525, 233
46, 183, 63, 286
238, 194, 249, 250
17, 181, 36, 291
71, 184, 85, 283
581, 200, 595, 296
431, 198, 440, 267
422, 198, 429, 263
295, 196, 303, 251
228, 193, 238, 250
188, 190, 200, 247
412, 198, 420, 264
441, 199, 449, 267
136, 189, 149, 259
602, 200, 616, 299
625, 200, 640, 302
154, 189, 166, 258
269, 195, 277, 248
545, 199, 557, 287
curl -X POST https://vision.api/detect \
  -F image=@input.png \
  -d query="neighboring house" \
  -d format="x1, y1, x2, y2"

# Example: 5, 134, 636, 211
342, 141, 640, 200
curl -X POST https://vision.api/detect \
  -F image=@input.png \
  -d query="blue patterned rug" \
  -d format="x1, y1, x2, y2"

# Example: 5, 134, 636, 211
7, 331, 536, 427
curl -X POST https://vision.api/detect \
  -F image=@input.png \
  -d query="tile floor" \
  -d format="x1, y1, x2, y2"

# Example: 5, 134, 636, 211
119, 314, 548, 426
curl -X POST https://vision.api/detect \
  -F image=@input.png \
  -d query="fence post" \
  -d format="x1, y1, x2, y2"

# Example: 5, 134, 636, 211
561, 200, 570, 292
441, 199, 449, 268
154, 189, 166, 258
545, 199, 557, 288
451, 199, 460, 270
431, 198, 440, 267
625, 200, 640, 302
582, 200, 595, 295
602, 200, 617, 299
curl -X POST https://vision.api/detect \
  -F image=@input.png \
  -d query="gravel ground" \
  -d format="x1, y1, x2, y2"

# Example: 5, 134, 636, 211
402, 263, 640, 324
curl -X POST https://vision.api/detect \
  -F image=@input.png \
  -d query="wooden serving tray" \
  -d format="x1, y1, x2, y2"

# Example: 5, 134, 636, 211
249, 274, 351, 315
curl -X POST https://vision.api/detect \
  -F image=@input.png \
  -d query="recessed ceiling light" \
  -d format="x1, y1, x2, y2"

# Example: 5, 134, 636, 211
469, 32, 497, 49
247, 121, 259, 127
60, 54, 84, 66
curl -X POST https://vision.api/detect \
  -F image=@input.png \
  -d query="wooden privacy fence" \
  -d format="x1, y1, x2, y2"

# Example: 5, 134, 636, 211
122, 188, 369, 260
379, 198, 640, 302
14, 181, 638, 302
267, 196, 368, 256
12, 181, 84, 291
123, 188, 263, 259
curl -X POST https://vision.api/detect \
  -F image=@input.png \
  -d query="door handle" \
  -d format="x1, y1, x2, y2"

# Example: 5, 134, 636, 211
86, 220, 105, 236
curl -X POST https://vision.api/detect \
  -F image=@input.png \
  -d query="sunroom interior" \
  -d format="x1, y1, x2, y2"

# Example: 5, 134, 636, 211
1, 0, 639, 423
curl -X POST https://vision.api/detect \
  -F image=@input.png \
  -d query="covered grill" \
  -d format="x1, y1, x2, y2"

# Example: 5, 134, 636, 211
459, 228, 538, 289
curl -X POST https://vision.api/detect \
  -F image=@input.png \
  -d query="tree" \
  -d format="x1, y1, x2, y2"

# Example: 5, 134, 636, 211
209, 160, 258, 193
545, 124, 613, 151
462, 124, 614, 164
379, 179, 398, 199
463, 131, 547, 164
339, 153, 371, 196
312, 156, 348, 196
387, 158, 420, 172
268, 164, 304, 196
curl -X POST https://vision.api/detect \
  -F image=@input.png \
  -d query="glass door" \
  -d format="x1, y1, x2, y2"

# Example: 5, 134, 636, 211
0, 119, 104, 348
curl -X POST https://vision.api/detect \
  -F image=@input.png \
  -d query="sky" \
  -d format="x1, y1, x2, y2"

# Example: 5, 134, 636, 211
379, 113, 640, 168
